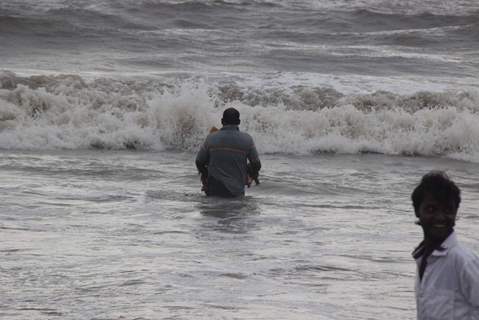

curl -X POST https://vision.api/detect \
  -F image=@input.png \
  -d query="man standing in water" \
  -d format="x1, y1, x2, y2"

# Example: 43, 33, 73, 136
196, 107, 261, 198
411, 171, 479, 319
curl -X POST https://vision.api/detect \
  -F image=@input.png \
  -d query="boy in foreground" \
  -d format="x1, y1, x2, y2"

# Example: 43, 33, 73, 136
411, 171, 479, 319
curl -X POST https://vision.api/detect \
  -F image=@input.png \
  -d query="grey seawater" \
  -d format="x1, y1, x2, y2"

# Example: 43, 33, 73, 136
1, 150, 479, 320
1, 0, 479, 81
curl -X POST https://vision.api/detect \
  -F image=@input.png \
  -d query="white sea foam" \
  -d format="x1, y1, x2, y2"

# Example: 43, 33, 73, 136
1, 72, 479, 162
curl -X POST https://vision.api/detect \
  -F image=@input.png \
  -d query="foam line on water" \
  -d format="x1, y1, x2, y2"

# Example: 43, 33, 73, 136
1, 71, 479, 162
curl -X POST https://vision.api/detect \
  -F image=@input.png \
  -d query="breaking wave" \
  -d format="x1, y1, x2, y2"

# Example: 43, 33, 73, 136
1, 71, 479, 162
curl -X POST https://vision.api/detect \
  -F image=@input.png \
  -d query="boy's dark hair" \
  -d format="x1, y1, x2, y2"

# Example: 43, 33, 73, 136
411, 171, 461, 216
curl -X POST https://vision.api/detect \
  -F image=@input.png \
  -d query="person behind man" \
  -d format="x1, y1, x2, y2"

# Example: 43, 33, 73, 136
195, 107, 261, 197
411, 171, 479, 319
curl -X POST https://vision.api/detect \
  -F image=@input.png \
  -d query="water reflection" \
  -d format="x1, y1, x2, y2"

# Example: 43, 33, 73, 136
196, 196, 260, 233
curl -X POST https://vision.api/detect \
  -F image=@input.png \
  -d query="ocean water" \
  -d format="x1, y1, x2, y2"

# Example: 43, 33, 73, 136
1, 0, 479, 319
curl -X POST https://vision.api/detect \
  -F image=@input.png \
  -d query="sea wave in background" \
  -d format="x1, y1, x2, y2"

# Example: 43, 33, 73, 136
1, 71, 479, 162
1, 0, 479, 160
1, 0, 478, 77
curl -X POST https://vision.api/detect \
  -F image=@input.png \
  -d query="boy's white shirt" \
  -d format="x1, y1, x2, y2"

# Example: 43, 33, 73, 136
414, 232, 479, 320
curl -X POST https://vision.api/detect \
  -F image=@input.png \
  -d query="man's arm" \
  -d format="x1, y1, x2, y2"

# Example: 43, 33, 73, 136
247, 141, 261, 181
195, 141, 209, 175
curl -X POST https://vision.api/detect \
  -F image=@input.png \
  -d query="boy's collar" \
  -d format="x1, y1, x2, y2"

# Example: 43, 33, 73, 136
431, 232, 458, 256
412, 241, 425, 259
412, 231, 458, 259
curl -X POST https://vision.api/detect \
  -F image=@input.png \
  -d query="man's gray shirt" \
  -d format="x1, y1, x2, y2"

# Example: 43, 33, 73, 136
195, 125, 260, 197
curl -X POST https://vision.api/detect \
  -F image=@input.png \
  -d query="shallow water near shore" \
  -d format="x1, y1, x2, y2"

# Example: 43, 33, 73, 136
1, 150, 478, 319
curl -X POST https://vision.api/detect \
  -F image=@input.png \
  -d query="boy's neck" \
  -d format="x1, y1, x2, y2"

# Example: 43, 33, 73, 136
422, 228, 454, 250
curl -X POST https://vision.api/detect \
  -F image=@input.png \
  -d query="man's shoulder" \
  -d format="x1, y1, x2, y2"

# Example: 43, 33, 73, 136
205, 130, 221, 142
238, 130, 254, 140
206, 130, 220, 139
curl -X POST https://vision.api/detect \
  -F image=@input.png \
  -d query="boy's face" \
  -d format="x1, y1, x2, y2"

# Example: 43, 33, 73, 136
418, 193, 457, 242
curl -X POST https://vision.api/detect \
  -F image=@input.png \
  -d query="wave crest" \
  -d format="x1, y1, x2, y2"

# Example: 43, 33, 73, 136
1, 71, 479, 161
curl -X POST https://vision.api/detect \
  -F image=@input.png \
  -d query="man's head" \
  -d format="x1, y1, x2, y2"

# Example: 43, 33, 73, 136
411, 171, 461, 242
221, 107, 240, 126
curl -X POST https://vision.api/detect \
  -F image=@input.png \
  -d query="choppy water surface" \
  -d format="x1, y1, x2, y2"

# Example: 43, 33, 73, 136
1, 0, 479, 81
2, 1, 479, 160
1, 150, 478, 319
1, 0, 479, 318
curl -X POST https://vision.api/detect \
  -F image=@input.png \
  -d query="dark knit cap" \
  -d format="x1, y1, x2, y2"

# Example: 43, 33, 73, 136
222, 107, 240, 125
